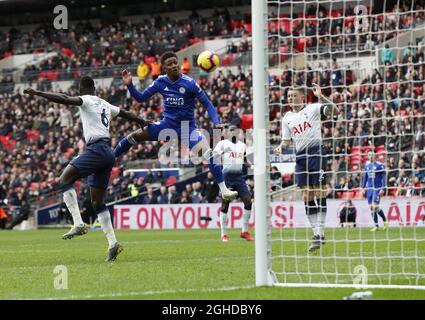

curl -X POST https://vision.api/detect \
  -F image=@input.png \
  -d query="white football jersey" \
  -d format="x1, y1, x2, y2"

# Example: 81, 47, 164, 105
78, 95, 120, 144
281, 103, 323, 153
214, 139, 246, 174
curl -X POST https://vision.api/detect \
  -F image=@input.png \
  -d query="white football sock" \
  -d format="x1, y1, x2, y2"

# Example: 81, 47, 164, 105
97, 209, 117, 249
317, 211, 327, 237
242, 208, 251, 233
218, 182, 229, 194
63, 188, 84, 227
220, 212, 228, 237
307, 212, 318, 236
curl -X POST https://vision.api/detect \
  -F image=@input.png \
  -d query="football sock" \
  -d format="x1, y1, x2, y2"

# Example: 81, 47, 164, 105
317, 197, 327, 237
220, 212, 228, 237
63, 187, 84, 227
372, 210, 379, 227
97, 206, 117, 249
305, 200, 319, 236
377, 209, 386, 221
114, 135, 137, 158
242, 208, 251, 233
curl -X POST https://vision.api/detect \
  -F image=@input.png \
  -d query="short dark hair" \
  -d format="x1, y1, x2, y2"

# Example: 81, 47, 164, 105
289, 86, 307, 95
80, 76, 95, 90
160, 51, 178, 65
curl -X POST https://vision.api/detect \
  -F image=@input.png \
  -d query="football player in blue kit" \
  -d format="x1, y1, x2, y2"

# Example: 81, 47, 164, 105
362, 150, 389, 231
114, 51, 238, 202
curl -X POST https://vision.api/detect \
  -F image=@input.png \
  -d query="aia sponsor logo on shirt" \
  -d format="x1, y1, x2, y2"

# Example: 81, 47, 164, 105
292, 121, 312, 135
228, 152, 243, 159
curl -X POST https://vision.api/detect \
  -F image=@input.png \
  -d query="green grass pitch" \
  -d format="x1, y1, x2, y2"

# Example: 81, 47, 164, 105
1, 228, 425, 300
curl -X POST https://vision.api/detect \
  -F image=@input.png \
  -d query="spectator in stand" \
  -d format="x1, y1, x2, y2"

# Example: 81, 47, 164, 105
381, 44, 395, 65
191, 182, 203, 203
202, 172, 219, 203
180, 57, 191, 75
157, 186, 168, 204
137, 59, 150, 89
167, 185, 180, 204
144, 170, 155, 184
150, 59, 161, 80
143, 186, 157, 204
180, 190, 192, 204
59, 105, 73, 128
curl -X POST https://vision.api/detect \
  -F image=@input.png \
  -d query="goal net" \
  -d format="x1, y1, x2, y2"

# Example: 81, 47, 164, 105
253, 0, 425, 289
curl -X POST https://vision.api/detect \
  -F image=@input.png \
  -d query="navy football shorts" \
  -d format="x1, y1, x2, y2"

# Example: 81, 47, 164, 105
224, 172, 251, 198
367, 189, 381, 205
295, 145, 327, 188
70, 139, 115, 189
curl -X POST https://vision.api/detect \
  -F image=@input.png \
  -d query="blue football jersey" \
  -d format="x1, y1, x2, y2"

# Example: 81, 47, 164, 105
127, 74, 219, 126
362, 161, 386, 189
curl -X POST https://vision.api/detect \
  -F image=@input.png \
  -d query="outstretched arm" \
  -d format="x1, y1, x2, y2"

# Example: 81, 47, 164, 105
312, 83, 340, 117
117, 109, 151, 127
122, 69, 158, 103
24, 88, 82, 106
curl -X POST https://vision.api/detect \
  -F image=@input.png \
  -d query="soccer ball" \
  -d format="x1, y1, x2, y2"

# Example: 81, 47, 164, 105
197, 50, 220, 73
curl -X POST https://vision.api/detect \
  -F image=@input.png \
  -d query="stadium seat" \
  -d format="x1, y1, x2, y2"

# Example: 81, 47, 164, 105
243, 23, 252, 33
279, 19, 291, 34
295, 38, 306, 52
353, 188, 363, 199
165, 176, 177, 187
376, 145, 385, 153
240, 114, 253, 130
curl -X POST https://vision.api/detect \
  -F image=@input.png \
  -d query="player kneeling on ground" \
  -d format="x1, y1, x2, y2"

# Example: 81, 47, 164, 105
213, 125, 254, 242
24, 77, 149, 262
275, 84, 340, 252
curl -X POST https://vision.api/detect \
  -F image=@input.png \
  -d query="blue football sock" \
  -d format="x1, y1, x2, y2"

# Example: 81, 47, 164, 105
114, 137, 134, 158
378, 209, 386, 222
372, 210, 379, 227
209, 156, 224, 184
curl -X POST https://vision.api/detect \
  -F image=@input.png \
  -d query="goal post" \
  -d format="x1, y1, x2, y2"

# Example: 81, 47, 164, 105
253, 0, 425, 290
252, 0, 273, 287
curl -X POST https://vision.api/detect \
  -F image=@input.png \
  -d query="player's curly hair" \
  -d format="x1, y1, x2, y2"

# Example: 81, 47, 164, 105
160, 51, 178, 65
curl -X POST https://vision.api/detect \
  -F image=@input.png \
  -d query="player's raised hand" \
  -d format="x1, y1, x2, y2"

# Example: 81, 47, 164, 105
312, 83, 322, 98
122, 69, 133, 85
24, 88, 38, 96
274, 146, 282, 154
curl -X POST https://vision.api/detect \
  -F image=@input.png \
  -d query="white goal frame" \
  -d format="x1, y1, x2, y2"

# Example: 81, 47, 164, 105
252, 0, 425, 291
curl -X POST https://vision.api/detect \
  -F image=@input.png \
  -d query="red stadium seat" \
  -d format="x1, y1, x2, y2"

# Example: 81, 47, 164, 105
279, 19, 291, 34
376, 145, 385, 153
243, 23, 252, 33
165, 176, 177, 187
240, 114, 253, 130
295, 38, 306, 52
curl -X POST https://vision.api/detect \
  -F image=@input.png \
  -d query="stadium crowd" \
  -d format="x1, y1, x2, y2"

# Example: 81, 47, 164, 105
0, 0, 424, 227
2, 0, 423, 84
